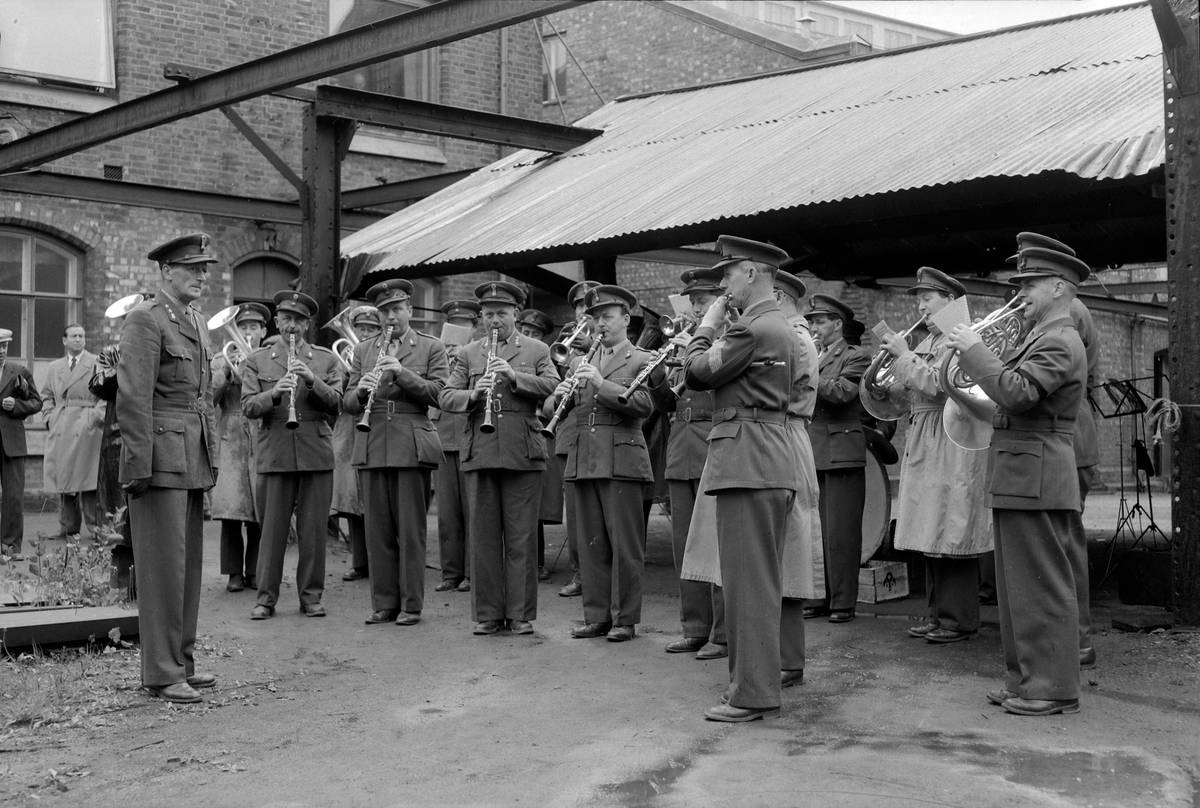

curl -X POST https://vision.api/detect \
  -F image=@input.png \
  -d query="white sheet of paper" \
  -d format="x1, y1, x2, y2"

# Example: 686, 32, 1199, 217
669, 293, 691, 318
440, 322, 474, 347
929, 295, 971, 335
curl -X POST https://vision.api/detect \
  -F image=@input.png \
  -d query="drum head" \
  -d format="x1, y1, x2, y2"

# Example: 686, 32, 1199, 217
861, 447, 891, 563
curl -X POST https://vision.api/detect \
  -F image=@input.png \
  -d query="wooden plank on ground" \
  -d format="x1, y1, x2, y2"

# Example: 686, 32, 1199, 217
0, 605, 139, 650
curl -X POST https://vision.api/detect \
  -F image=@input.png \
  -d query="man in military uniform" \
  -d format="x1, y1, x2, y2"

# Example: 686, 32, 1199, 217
432, 300, 480, 593
549, 286, 655, 642
804, 294, 871, 623
946, 239, 1089, 717
242, 290, 343, 619
517, 309, 563, 581
439, 282, 559, 635
651, 268, 727, 659
117, 233, 218, 703
773, 268, 809, 335
683, 236, 806, 722
343, 280, 447, 626
212, 302, 268, 593
0, 329, 41, 561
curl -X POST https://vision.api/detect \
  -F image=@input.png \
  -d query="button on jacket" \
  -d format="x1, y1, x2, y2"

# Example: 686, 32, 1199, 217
342, 328, 448, 468
808, 337, 871, 471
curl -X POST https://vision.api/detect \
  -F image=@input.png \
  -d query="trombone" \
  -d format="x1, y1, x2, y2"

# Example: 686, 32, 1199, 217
939, 298, 1028, 450
322, 305, 360, 375
857, 318, 927, 422
206, 305, 256, 371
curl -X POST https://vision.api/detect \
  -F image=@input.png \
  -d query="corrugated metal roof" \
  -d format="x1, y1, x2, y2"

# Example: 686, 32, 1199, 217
344, 3, 1164, 277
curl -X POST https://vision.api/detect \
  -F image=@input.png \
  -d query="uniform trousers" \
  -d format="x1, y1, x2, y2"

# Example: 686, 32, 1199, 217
993, 508, 1081, 701
361, 468, 431, 614
0, 452, 25, 551
716, 487, 804, 709
59, 490, 98, 536
436, 451, 470, 582
669, 478, 726, 643
814, 468, 865, 611
574, 478, 646, 627
562, 479, 581, 584
255, 471, 332, 609
219, 520, 260, 578
345, 514, 368, 571
467, 469, 540, 622
924, 556, 980, 632
1068, 464, 1096, 648
128, 487, 204, 687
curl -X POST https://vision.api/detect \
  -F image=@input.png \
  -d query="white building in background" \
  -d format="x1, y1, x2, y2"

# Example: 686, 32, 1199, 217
711, 1, 955, 48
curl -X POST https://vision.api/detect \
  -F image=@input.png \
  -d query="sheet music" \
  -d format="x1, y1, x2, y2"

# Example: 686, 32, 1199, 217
929, 296, 971, 335
871, 320, 895, 341
668, 293, 691, 318
440, 322, 474, 347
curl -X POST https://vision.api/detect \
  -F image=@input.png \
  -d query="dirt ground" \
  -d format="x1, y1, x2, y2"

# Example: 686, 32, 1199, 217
1, 495, 1197, 807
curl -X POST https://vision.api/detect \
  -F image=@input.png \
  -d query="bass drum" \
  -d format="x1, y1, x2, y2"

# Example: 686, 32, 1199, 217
860, 446, 892, 563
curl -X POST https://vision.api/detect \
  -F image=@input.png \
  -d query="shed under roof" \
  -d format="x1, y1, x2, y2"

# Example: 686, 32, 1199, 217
343, 2, 1165, 295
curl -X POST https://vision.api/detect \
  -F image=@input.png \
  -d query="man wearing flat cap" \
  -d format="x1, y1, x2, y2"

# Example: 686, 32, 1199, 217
211, 302, 269, 593
332, 305, 382, 584
683, 235, 808, 722
517, 309, 564, 580
241, 289, 343, 620
344, 280, 447, 626
432, 299, 480, 593
117, 233, 219, 703
548, 285, 656, 642
945, 233, 1089, 717
804, 293, 871, 623
881, 268, 991, 645
439, 281, 560, 636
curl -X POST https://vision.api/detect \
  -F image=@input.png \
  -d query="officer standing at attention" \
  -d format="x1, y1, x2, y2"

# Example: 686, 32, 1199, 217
945, 238, 1089, 717
432, 299, 481, 593
651, 268, 727, 659
683, 236, 805, 723
439, 282, 560, 636
117, 233, 218, 703
344, 279, 448, 626
550, 286, 655, 642
242, 290, 343, 619
803, 294, 871, 623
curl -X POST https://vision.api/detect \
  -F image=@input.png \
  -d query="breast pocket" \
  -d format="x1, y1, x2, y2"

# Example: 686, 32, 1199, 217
164, 343, 194, 385
151, 417, 188, 474
826, 422, 865, 463
990, 439, 1043, 499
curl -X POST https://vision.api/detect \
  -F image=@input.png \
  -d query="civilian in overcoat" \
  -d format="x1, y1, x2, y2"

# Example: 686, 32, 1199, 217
0, 330, 41, 557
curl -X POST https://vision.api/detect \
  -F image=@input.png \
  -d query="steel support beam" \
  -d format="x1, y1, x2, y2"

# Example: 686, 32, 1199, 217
302, 110, 355, 334
218, 106, 306, 194
341, 169, 478, 209
0, 0, 585, 173
313, 85, 601, 152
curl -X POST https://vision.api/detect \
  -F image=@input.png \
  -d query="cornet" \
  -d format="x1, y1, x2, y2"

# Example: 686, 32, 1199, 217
549, 319, 593, 366
207, 305, 256, 372
858, 318, 927, 422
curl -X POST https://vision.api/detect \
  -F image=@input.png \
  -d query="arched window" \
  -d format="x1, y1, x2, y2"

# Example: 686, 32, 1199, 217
0, 228, 82, 371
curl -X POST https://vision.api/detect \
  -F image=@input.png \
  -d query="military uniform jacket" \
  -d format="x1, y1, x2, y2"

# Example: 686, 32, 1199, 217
116, 290, 217, 489
957, 314, 1086, 511
241, 338, 343, 473
683, 297, 804, 492
343, 328, 448, 470
786, 316, 819, 420
439, 330, 559, 472
557, 339, 655, 482
1070, 298, 1100, 469
430, 408, 469, 453
808, 337, 871, 471
649, 367, 716, 481
0, 362, 41, 457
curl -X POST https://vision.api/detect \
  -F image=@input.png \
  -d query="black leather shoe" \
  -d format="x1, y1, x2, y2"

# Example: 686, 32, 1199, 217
558, 581, 582, 598
245, 576, 257, 590
1002, 697, 1080, 716
395, 612, 420, 626
665, 637, 707, 654
226, 574, 244, 592
538, 566, 551, 581
926, 628, 976, 644
986, 689, 1019, 705
908, 621, 939, 638
509, 620, 534, 635
802, 606, 829, 619
828, 610, 855, 624
434, 578, 461, 592
607, 625, 635, 642
147, 682, 202, 703
695, 642, 728, 660
570, 622, 612, 639
343, 567, 368, 582
250, 605, 274, 620
186, 673, 217, 689
457, 578, 471, 592
301, 603, 326, 617
781, 669, 804, 688
366, 609, 400, 624
1080, 646, 1097, 669
473, 620, 503, 635
704, 704, 780, 722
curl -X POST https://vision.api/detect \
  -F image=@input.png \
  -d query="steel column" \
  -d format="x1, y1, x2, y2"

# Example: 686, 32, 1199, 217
301, 110, 354, 338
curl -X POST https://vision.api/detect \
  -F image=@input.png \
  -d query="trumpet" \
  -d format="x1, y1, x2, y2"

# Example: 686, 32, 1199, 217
939, 298, 1028, 450
207, 304, 256, 372
616, 315, 696, 405
857, 318, 927, 422
543, 339, 603, 437
550, 319, 593, 365
323, 305, 360, 374
480, 328, 500, 434
285, 334, 300, 430
356, 325, 395, 433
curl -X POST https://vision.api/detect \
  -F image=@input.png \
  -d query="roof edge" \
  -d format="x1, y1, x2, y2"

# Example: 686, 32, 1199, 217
657, 0, 863, 62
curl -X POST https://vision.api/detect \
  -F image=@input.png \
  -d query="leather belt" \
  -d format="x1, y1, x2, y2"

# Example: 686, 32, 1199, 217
671, 407, 712, 423
263, 409, 325, 424
584, 412, 628, 427
370, 400, 425, 414
712, 406, 787, 425
993, 413, 1076, 433
152, 398, 204, 413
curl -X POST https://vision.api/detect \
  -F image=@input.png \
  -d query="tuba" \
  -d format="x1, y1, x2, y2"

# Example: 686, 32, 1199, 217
322, 305, 360, 375
938, 298, 1028, 450
206, 305, 255, 371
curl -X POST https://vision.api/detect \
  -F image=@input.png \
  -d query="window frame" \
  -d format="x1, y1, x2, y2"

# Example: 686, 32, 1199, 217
0, 0, 118, 112
541, 30, 568, 106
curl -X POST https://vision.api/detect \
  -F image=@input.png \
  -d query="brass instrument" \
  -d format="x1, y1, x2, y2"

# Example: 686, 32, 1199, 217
356, 325, 395, 433
549, 319, 592, 365
480, 328, 500, 434
542, 339, 603, 438
207, 304, 256, 372
858, 319, 927, 422
616, 315, 696, 405
939, 298, 1028, 450
323, 305, 360, 375
96, 294, 144, 373
285, 334, 300, 430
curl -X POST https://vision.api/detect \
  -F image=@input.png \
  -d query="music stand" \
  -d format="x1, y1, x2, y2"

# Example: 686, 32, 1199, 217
1093, 378, 1170, 584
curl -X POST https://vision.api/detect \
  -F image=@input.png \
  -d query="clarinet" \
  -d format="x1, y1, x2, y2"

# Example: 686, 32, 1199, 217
285, 334, 300, 430
356, 325, 395, 433
542, 339, 603, 438
615, 321, 697, 405
480, 328, 500, 434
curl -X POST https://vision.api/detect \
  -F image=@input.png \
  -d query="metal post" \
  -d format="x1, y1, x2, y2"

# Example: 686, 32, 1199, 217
301, 108, 352, 342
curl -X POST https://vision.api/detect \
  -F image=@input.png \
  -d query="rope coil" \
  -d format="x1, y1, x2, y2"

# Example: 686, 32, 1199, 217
1146, 398, 1182, 446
